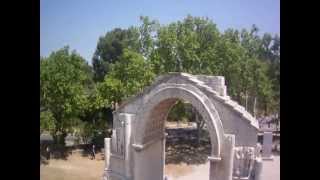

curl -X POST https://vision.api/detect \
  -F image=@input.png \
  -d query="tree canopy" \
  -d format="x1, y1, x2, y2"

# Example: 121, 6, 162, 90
40, 47, 93, 144
40, 15, 280, 147
97, 49, 155, 107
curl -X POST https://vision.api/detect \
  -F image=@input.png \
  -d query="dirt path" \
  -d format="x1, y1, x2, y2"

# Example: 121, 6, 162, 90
260, 155, 280, 180
40, 152, 104, 180
165, 155, 280, 180
41, 152, 279, 180
165, 163, 209, 180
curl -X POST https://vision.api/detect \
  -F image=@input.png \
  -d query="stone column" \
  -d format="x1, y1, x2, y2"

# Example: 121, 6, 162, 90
253, 157, 263, 180
119, 113, 135, 180
262, 132, 273, 160
209, 160, 217, 180
103, 138, 111, 180
104, 138, 111, 170
162, 133, 167, 179
209, 134, 235, 180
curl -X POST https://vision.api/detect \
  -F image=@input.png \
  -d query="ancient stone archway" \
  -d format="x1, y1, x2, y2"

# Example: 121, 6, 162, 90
103, 73, 262, 180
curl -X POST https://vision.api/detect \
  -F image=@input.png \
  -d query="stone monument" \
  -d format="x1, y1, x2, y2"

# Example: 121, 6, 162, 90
103, 73, 262, 180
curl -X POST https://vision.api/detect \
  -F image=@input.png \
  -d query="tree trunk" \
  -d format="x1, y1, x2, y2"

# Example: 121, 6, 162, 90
195, 112, 205, 146
264, 100, 268, 116
52, 131, 68, 158
253, 97, 257, 118
245, 91, 248, 111
53, 131, 67, 147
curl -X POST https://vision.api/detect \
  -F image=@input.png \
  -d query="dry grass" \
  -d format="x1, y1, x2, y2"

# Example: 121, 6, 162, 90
40, 150, 203, 180
40, 152, 104, 180
40, 151, 279, 180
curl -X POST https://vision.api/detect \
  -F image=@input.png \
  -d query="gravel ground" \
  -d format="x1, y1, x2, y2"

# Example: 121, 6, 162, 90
165, 155, 280, 180
40, 152, 105, 180
260, 155, 280, 180
41, 152, 279, 180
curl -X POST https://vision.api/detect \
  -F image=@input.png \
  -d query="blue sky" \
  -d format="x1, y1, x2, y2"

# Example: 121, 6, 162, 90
41, 0, 280, 64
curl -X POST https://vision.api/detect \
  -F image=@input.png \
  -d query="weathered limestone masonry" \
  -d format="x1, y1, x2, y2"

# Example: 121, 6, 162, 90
103, 73, 262, 180
262, 132, 273, 160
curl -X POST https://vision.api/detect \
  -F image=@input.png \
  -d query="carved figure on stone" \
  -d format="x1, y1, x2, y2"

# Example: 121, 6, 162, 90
233, 146, 256, 178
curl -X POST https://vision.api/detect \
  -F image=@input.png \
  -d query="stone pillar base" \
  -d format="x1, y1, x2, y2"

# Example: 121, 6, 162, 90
252, 157, 263, 180
262, 155, 274, 161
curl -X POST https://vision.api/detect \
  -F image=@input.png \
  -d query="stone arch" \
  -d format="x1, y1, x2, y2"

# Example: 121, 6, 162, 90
104, 73, 260, 180
133, 83, 225, 160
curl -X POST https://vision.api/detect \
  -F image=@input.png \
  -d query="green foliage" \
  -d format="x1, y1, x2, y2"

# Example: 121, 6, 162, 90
40, 46, 92, 144
167, 101, 189, 122
97, 77, 124, 107
139, 16, 159, 58
75, 115, 110, 145
147, 16, 279, 116
75, 121, 94, 144
41, 15, 280, 147
92, 27, 141, 81
98, 49, 155, 105
40, 110, 56, 134
151, 15, 221, 74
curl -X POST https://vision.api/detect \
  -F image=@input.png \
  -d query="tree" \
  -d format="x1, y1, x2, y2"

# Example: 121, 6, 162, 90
97, 49, 155, 108
222, 25, 279, 116
139, 16, 159, 59
40, 110, 56, 135
167, 100, 188, 123
75, 118, 108, 146
186, 104, 205, 145
92, 27, 140, 81
40, 15, 280, 151
167, 101, 206, 145
149, 16, 279, 117
249, 58, 274, 116
40, 47, 91, 146
151, 15, 220, 75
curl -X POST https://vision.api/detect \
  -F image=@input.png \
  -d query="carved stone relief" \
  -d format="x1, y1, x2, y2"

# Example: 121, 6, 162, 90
111, 117, 125, 157
233, 146, 256, 178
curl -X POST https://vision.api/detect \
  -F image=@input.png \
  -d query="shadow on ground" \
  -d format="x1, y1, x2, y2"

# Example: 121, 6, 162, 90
40, 143, 104, 165
40, 145, 71, 165
165, 128, 211, 165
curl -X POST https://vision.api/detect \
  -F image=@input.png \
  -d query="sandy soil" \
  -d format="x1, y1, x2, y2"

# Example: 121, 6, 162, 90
165, 163, 210, 180
40, 152, 105, 180
40, 152, 279, 180
260, 155, 280, 180
165, 155, 280, 180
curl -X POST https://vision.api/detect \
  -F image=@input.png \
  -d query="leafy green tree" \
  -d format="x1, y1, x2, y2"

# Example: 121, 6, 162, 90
221, 25, 279, 116
248, 58, 274, 116
151, 22, 180, 73
167, 100, 188, 122
40, 110, 56, 135
92, 27, 140, 81
97, 49, 155, 108
139, 16, 159, 59
40, 47, 91, 146
167, 101, 207, 145
267, 34, 280, 114
151, 15, 221, 75
41, 16, 280, 147
75, 121, 93, 144
149, 16, 279, 117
